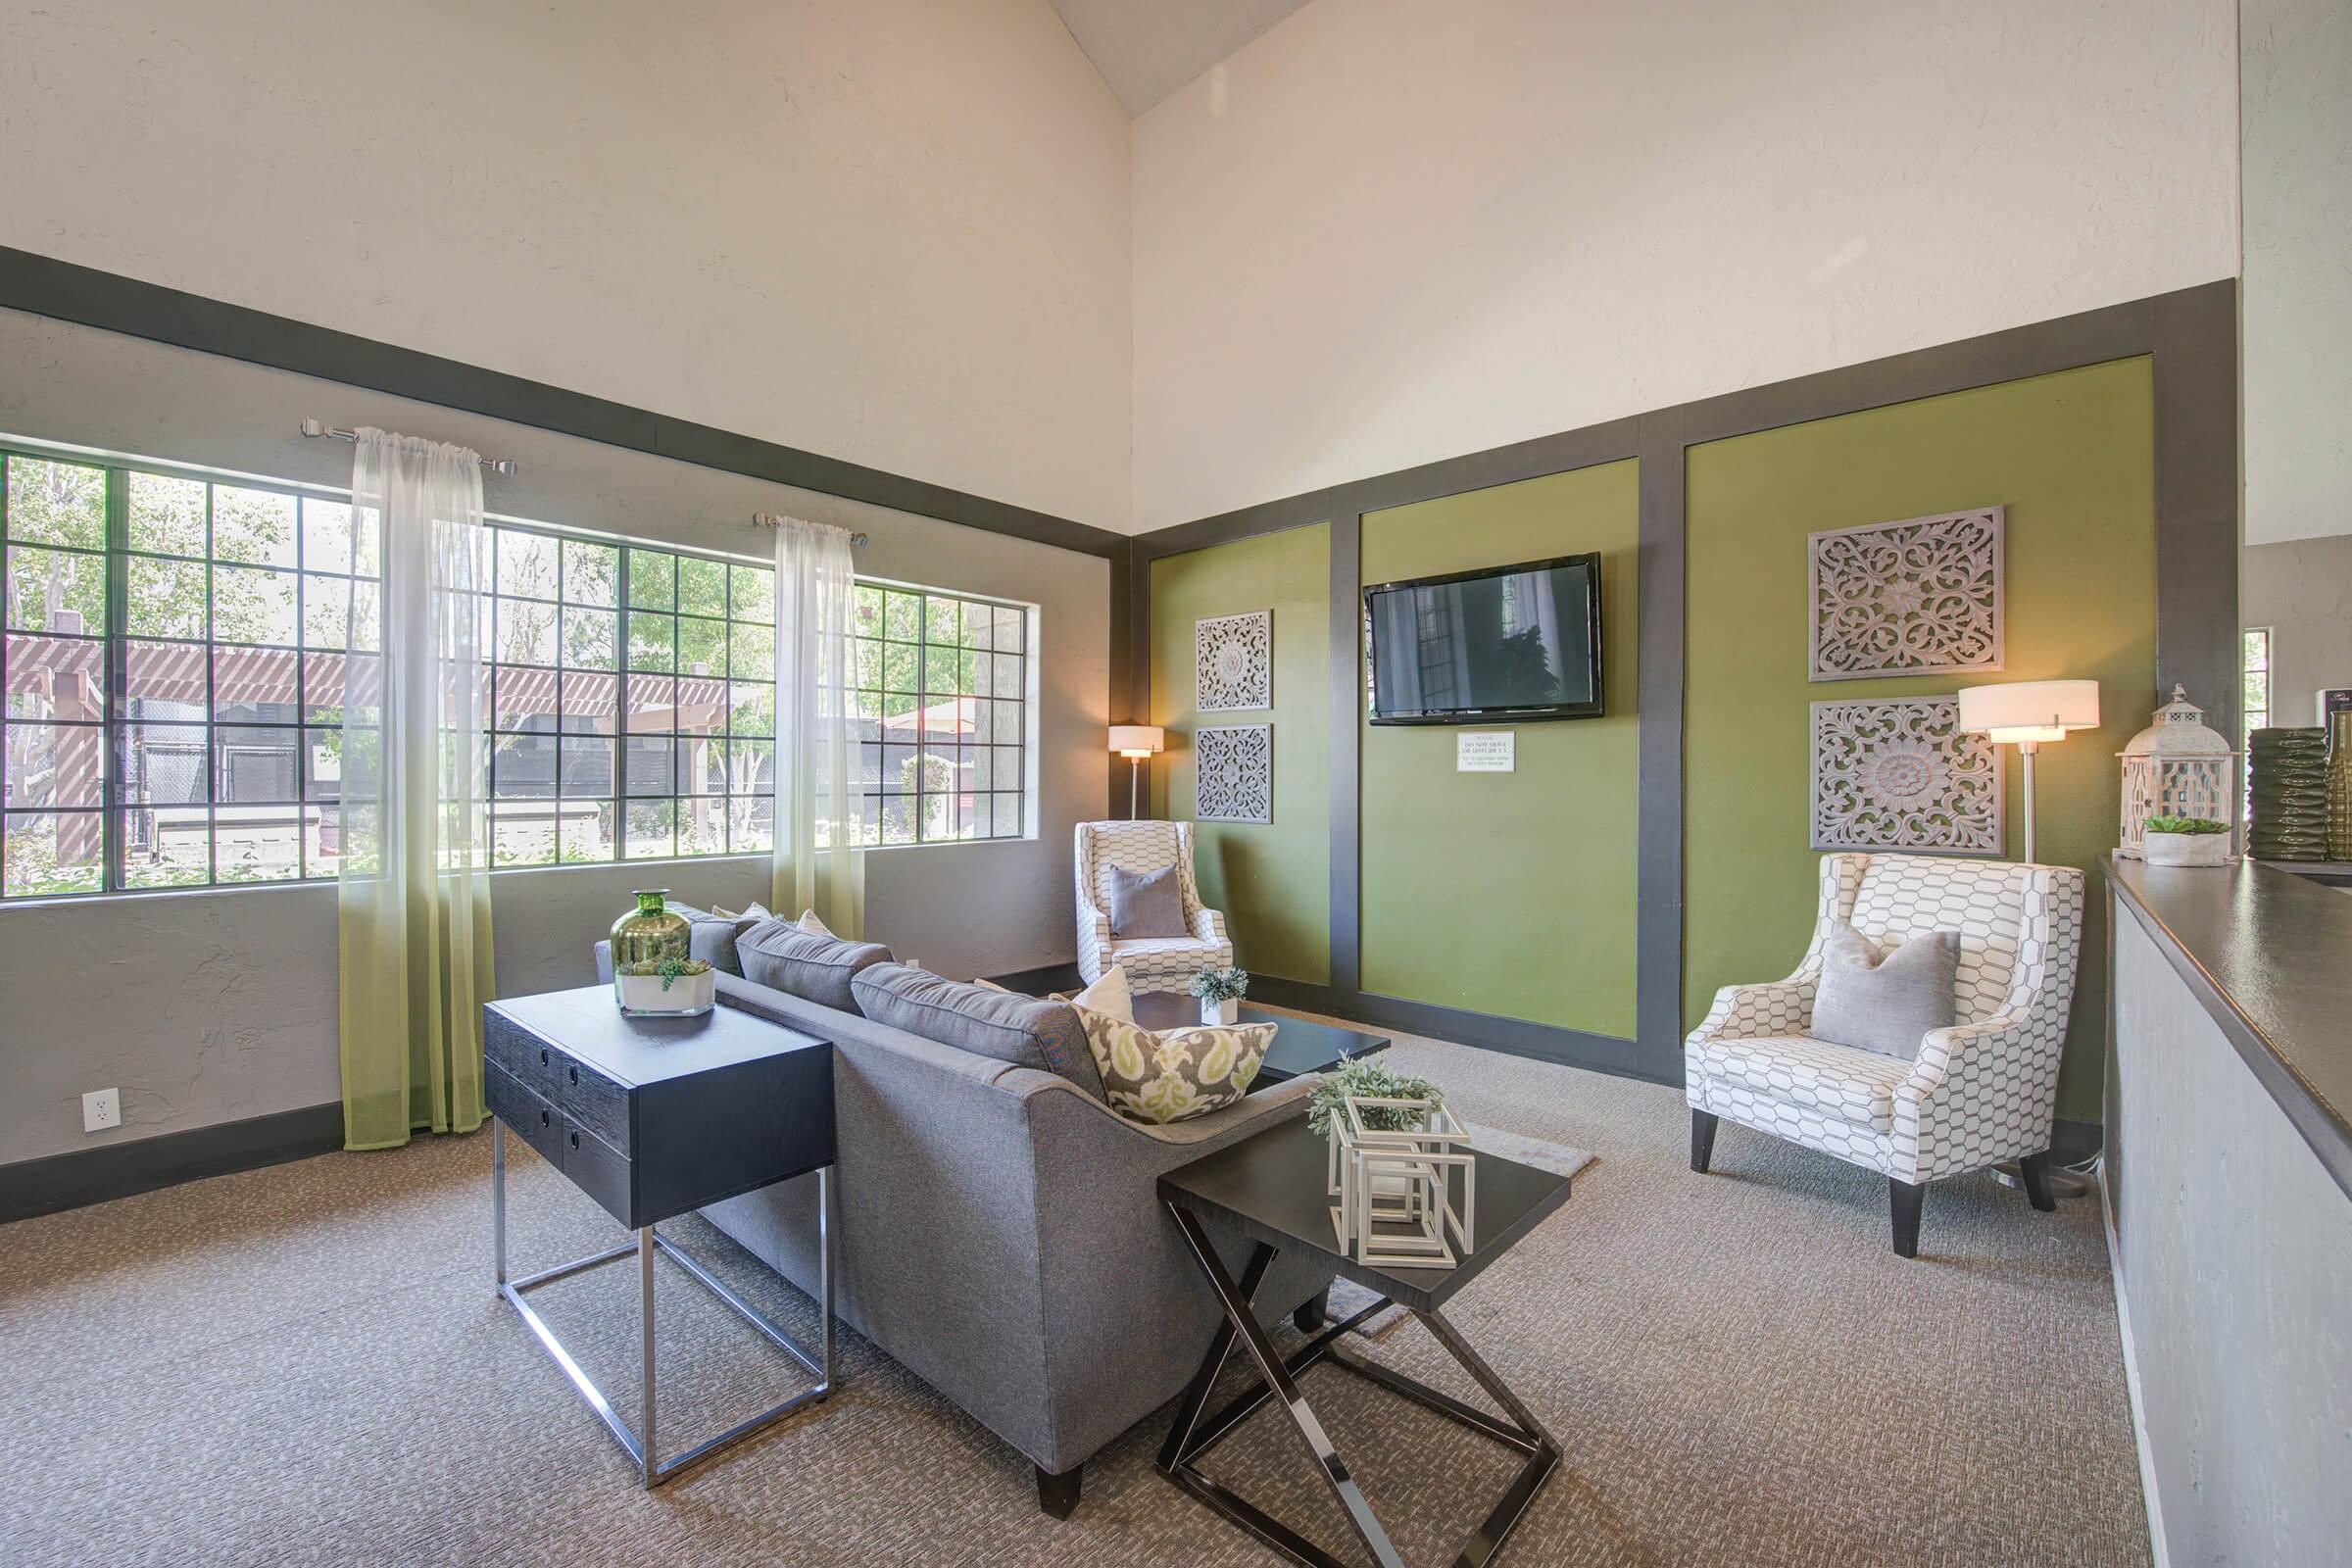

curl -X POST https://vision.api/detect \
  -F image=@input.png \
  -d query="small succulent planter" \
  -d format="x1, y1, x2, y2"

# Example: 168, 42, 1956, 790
1190, 965, 1250, 1027
2140, 814, 2233, 868
615, 956, 716, 1017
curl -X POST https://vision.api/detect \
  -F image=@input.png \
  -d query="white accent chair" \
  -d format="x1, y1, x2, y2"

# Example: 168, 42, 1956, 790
1073, 820, 1233, 992
1685, 853, 2085, 1257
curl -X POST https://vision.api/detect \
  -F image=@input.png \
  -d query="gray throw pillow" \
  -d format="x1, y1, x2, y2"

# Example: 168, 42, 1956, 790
1810, 922, 1958, 1060
665, 902, 767, 978
1106, 862, 1187, 939
850, 963, 1106, 1101
736, 920, 894, 1012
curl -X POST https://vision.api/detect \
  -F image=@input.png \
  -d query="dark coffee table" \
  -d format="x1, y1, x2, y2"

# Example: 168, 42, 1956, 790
1157, 1119, 1574, 1568
1128, 994, 1388, 1086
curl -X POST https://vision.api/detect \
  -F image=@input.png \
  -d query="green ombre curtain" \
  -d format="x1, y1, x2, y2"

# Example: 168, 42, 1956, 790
770, 516, 864, 937
338, 429, 496, 1150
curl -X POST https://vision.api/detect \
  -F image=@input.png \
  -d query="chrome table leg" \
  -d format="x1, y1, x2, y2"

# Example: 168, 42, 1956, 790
639, 1225, 658, 1490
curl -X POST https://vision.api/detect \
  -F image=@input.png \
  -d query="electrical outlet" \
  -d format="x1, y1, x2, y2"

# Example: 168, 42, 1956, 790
82, 1088, 122, 1133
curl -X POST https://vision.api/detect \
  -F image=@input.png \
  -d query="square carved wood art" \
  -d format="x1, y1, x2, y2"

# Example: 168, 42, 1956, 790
1809, 507, 2004, 681
1195, 724, 1273, 823
1810, 695, 2003, 855
1197, 610, 1272, 710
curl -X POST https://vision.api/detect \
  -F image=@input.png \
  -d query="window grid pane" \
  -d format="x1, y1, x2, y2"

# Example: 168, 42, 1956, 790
0, 442, 1029, 903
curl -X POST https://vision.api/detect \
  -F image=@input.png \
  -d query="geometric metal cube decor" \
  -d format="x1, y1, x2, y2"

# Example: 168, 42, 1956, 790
1197, 610, 1272, 710
1326, 1096, 1475, 1270
1809, 507, 2004, 681
1195, 723, 1273, 823
1810, 695, 2004, 855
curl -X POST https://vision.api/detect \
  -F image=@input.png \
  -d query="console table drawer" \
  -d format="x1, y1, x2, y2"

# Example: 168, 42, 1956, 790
487, 1062, 634, 1226
486, 1009, 631, 1154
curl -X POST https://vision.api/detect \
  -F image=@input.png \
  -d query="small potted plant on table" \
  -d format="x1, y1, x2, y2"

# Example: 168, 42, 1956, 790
615, 955, 716, 1017
1190, 966, 1250, 1026
2140, 813, 2233, 867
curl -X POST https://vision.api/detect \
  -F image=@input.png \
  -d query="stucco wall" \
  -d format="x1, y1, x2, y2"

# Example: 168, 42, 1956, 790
2110, 914, 2352, 1566
1130, 0, 2239, 530
0, 308, 1107, 1164
0, 0, 1133, 529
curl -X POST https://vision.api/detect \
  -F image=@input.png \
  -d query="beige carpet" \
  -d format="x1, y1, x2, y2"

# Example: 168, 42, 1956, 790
0, 1014, 2149, 1567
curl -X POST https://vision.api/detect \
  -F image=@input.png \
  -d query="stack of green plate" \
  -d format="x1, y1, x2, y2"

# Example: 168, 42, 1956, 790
2248, 727, 2329, 859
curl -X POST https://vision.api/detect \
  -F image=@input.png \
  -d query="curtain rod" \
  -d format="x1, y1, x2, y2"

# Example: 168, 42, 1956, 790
752, 512, 869, 547
299, 417, 518, 476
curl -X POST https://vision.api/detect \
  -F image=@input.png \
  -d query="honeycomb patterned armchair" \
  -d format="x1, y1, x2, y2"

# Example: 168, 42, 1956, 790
1073, 820, 1233, 992
1686, 853, 2085, 1256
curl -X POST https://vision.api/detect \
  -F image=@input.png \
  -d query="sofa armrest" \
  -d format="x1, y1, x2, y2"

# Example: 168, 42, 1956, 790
1014, 1072, 1329, 1469
1686, 977, 1816, 1045
1896, 1007, 2060, 1180
1191, 905, 1229, 946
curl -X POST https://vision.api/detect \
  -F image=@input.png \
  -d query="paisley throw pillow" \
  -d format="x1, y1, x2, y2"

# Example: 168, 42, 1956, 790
1071, 1006, 1273, 1125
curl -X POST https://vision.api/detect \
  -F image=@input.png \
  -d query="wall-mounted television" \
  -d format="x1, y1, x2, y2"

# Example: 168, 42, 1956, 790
1363, 553, 1603, 724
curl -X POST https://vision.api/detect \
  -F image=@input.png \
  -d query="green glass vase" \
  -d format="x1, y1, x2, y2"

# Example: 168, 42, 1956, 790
611, 890, 693, 1011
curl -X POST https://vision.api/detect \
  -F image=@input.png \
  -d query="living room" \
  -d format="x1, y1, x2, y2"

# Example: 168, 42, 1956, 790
3, 3, 2346, 1565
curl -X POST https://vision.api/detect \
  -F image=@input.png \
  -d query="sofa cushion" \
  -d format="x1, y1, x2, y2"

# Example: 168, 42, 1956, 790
1071, 1007, 1274, 1124
662, 901, 768, 978
851, 962, 1105, 1100
738, 921, 894, 1011
1106, 862, 1186, 938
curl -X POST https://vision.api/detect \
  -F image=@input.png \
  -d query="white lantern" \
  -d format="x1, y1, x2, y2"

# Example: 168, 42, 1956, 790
2117, 685, 2236, 858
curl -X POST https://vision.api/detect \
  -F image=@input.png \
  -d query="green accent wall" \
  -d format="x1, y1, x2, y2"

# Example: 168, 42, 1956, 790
1360, 462, 1641, 1036
1149, 523, 1332, 984
1685, 357, 2157, 1122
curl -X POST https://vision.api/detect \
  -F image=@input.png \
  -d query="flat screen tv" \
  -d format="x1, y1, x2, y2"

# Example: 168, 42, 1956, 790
1363, 553, 1602, 724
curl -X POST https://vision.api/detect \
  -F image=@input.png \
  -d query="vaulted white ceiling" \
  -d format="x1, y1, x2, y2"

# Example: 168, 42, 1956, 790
1050, 0, 1307, 116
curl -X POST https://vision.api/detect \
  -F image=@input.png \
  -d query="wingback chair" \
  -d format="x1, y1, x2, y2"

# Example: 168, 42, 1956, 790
1685, 853, 2085, 1257
1073, 820, 1233, 992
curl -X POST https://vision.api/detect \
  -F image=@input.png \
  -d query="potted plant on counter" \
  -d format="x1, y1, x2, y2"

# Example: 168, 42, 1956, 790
615, 955, 716, 1017
1190, 966, 1250, 1026
2140, 814, 2233, 867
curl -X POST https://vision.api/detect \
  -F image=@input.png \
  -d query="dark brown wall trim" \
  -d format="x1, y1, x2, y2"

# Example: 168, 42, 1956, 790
1, 1102, 345, 1224
1122, 279, 2240, 1093
0, 246, 1127, 563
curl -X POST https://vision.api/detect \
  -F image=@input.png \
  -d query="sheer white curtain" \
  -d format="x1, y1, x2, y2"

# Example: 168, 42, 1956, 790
771, 517, 863, 935
339, 429, 494, 1150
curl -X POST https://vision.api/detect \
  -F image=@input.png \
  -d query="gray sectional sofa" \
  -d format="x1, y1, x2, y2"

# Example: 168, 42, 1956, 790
593, 936, 1332, 1516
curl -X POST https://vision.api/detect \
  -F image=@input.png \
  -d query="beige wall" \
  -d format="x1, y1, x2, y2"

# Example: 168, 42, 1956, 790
1130, 0, 2240, 530
0, 309, 1108, 1165
2242, 534, 2352, 729
0, 0, 1134, 529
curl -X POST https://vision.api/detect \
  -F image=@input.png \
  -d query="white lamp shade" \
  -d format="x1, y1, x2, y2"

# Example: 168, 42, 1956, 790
1108, 724, 1164, 757
1956, 679, 2100, 744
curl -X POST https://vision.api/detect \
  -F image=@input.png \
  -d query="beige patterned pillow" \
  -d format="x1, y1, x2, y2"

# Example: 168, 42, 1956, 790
1071, 1006, 1273, 1125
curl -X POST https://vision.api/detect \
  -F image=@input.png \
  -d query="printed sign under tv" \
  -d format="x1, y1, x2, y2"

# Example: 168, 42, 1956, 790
1363, 553, 1603, 724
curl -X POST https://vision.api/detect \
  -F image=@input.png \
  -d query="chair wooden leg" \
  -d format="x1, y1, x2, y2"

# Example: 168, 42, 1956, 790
1888, 1178, 1925, 1258
1035, 1462, 1081, 1519
1293, 1286, 1330, 1333
1690, 1109, 1719, 1174
2018, 1151, 2058, 1212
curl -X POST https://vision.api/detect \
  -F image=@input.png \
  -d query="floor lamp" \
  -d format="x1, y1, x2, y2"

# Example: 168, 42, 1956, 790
1956, 678, 2101, 1200
1109, 725, 1164, 818
1955, 679, 2101, 865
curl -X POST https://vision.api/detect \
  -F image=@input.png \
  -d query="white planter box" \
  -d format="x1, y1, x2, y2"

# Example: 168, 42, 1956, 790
2141, 830, 2232, 867
614, 967, 716, 1016
1200, 998, 1240, 1026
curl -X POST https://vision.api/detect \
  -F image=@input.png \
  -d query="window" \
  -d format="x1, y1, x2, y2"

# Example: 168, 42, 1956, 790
1, 438, 1035, 901
486, 534, 775, 867
849, 582, 1029, 845
4, 454, 372, 896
